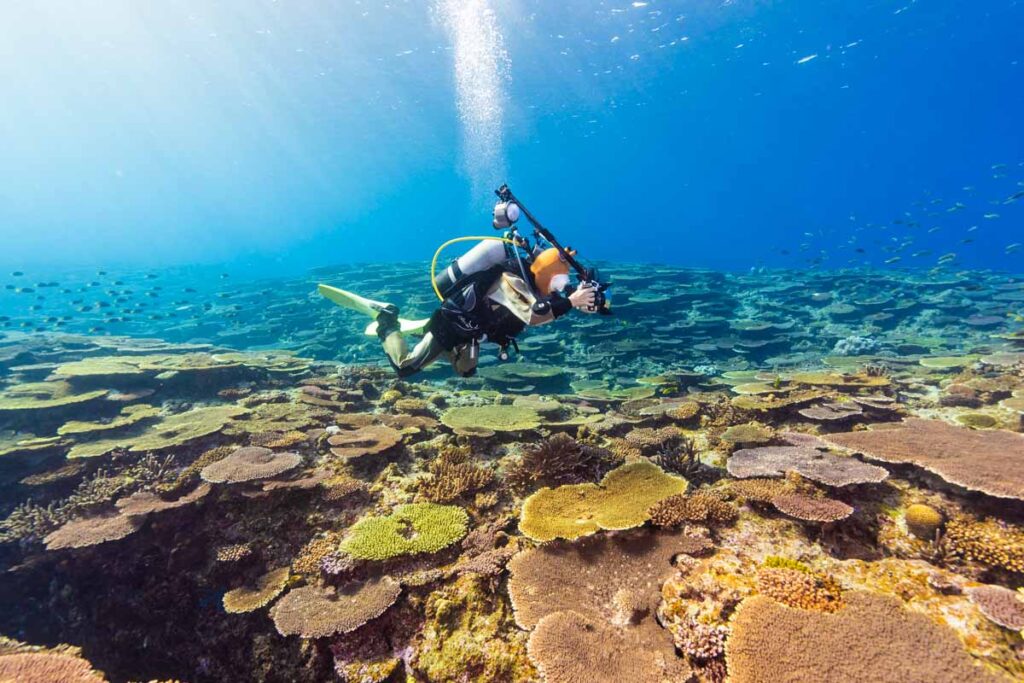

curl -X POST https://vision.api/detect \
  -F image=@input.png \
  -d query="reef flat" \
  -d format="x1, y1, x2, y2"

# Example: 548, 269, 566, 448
0, 264, 1023, 682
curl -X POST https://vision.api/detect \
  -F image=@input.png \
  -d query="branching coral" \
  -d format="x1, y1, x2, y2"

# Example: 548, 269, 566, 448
270, 578, 401, 638
725, 592, 1003, 683
647, 491, 738, 528
418, 447, 493, 503
518, 461, 687, 542
339, 503, 469, 561
944, 517, 1024, 574
755, 567, 844, 612
506, 433, 619, 492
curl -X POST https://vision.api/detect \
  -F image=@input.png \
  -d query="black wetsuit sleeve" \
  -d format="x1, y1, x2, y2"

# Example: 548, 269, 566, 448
549, 293, 573, 318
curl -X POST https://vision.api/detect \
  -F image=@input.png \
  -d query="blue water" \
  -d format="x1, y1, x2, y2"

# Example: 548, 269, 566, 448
0, 0, 1022, 274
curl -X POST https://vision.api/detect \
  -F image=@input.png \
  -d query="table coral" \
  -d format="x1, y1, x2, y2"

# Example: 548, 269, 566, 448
327, 424, 402, 459
518, 461, 688, 542
270, 578, 401, 638
200, 446, 301, 484
727, 446, 888, 487
726, 592, 1006, 683
223, 567, 290, 614
339, 503, 469, 561
43, 514, 143, 550
826, 418, 1024, 501
966, 585, 1024, 630
440, 405, 542, 432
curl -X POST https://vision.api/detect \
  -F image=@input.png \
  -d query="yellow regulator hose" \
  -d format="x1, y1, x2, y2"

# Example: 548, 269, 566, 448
430, 236, 519, 301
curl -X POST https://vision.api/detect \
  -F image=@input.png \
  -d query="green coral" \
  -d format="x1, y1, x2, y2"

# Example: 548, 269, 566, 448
518, 461, 688, 542
440, 405, 542, 432
67, 404, 248, 458
0, 381, 107, 413
411, 574, 537, 682
762, 556, 812, 573
57, 404, 161, 436
339, 503, 469, 560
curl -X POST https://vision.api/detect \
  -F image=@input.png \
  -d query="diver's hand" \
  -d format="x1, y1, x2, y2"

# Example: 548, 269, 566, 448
569, 283, 597, 313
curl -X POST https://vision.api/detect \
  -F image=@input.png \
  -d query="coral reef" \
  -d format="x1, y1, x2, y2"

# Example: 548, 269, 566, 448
505, 432, 618, 492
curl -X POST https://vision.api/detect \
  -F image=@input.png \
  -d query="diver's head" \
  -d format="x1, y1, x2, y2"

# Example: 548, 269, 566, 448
531, 247, 572, 294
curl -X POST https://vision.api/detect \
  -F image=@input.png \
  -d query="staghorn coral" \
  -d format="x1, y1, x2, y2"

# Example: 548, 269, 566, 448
199, 446, 301, 484
755, 567, 844, 612
770, 493, 854, 523
339, 503, 469, 561
223, 567, 290, 614
270, 578, 401, 638
826, 418, 1024, 501
966, 585, 1024, 630
506, 433, 619, 492
44, 514, 143, 550
518, 461, 688, 542
647, 491, 738, 528
725, 592, 1004, 683
727, 446, 888, 487
944, 517, 1024, 574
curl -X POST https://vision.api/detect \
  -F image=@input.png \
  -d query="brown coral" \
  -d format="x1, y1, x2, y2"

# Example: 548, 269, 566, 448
291, 533, 341, 575
527, 610, 689, 683
223, 567, 290, 614
418, 448, 493, 503
44, 514, 143, 550
114, 483, 210, 516
327, 425, 403, 459
506, 433, 619, 492
647, 491, 738, 528
944, 517, 1024, 574
726, 477, 792, 504
270, 578, 401, 638
770, 493, 853, 523
966, 584, 1024, 630
756, 567, 844, 612
825, 418, 1024, 501
0, 651, 107, 682
727, 446, 888, 487
199, 446, 302, 484
624, 425, 684, 453
725, 592, 1003, 683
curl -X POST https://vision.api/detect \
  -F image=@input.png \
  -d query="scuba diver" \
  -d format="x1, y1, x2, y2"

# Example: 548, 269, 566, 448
319, 185, 611, 378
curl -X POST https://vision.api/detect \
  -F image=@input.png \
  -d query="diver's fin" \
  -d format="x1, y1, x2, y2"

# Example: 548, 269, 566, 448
364, 318, 431, 337
317, 284, 396, 318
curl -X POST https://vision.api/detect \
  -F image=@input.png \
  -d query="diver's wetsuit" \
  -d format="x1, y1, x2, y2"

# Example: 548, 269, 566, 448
377, 261, 573, 378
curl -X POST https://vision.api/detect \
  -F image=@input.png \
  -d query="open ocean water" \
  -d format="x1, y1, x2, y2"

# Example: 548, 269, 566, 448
1, 2, 1023, 682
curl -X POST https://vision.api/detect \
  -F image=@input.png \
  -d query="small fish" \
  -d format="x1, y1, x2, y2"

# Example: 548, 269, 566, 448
983, 213, 1000, 219
1007, 243, 1023, 254
796, 54, 818, 64
884, 257, 902, 264
937, 252, 957, 264
10, 271, 23, 277
927, 227, 941, 233
911, 250, 932, 257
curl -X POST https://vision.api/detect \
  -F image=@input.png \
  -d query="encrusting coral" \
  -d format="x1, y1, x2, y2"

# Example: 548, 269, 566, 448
518, 461, 687, 542
223, 567, 291, 614
270, 577, 402, 638
339, 503, 469, 561
726, 592, 1006, 683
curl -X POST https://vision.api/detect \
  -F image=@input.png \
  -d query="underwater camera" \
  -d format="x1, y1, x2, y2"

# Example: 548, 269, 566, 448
493, 184, 612, 315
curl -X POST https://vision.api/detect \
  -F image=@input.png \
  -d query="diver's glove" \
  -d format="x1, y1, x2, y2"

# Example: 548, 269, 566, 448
568, 283, 598, 314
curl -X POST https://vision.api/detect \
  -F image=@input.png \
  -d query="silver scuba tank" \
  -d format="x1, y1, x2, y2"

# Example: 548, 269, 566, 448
433, 238, 510, 298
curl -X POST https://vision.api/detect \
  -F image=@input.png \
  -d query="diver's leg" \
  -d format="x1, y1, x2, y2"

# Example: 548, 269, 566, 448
380, 328, 446, 378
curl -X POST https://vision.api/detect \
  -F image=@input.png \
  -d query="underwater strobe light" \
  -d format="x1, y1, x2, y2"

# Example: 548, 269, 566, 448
492, 201, 520, 229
